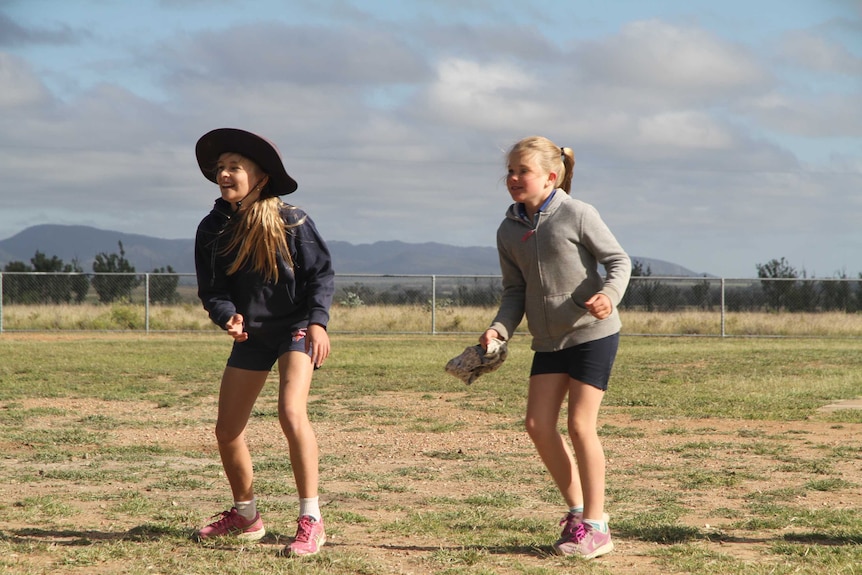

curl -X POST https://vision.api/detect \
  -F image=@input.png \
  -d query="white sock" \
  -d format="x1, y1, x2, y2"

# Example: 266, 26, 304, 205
234, 499, 257, 521
299, 496, 321, 521
569, 505, 584, 515
584, 518, 608, 532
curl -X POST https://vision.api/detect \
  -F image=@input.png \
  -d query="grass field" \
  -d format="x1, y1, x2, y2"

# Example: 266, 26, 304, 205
4, 303, 862, 337
0, 333, 860, 574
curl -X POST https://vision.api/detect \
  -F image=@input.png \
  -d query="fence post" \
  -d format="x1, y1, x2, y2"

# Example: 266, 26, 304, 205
0, 272, 3, 333
145, 273, 150, 334
431, 275, 437, 335
720, 278, 726, 338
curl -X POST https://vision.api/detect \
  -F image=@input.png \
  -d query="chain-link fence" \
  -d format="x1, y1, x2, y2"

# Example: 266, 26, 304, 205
1, 272, 861, 337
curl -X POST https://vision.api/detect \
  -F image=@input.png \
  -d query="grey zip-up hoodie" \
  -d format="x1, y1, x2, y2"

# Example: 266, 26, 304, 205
488, 190, 631, 352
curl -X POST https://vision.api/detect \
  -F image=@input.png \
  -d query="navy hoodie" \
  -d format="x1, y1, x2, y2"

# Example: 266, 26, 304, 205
194, 197, 335, 335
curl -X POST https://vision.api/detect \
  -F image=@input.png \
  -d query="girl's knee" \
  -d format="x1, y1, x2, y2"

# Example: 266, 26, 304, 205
525, 418, 556, 442
567, 419, 598, 443
279, 406, 309, 433
214, 425, 242, 445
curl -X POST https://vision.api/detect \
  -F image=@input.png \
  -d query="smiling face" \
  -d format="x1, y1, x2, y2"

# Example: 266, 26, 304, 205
506, 151, 557, 215
215, 152, 266, 210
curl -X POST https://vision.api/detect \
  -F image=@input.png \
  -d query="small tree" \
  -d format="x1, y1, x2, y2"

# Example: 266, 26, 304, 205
92, 241, 141, 303
624, 260, 660, 311
690, 278, 713, 311
30, 251, 74, 303
787, 269, 817, 312
149, 266, 180, 304
819, 271, 854, 313
2, 260, 33, 303
338, 282, 374, 306
68, 258, 90, 303
756, 257, 797, 312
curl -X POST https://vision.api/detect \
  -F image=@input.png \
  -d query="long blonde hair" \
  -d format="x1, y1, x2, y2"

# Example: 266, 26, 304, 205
215, 153, 305, 282
508, 136, 576, 193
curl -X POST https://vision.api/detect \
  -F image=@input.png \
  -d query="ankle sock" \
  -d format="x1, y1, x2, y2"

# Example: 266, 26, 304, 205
569, 505, 584, 515
299, 496, 321, 521
234, 499, 257, 521
584, 518, 608, 532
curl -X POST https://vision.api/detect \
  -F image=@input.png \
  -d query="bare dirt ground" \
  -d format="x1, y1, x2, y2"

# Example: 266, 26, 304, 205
4, 390, 862, 574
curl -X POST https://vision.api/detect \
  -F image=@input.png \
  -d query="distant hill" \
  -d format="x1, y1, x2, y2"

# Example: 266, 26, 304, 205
0, 225, 194, 274
0, 224, 705, 276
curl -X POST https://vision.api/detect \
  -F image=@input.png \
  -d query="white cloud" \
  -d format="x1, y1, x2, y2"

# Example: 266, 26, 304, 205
578, 20, 769, 103
424, 58, 550, 130
745, 90, 862, 137
636, 111, 734, 149
0, 53, 51, 107
778, 29, 862, 76
0, 2, 860, 277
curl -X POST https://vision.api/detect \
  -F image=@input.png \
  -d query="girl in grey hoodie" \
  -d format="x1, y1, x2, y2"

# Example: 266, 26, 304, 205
480, 136, 631, 559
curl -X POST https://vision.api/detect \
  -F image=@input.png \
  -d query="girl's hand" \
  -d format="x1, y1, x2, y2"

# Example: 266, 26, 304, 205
585, 293, 612, 320
480, 329, 501, 350
306, 323, 331, 368
225, 314, 248, 342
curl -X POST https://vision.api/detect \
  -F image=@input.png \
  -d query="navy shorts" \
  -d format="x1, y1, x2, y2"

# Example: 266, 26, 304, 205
530, 333, 620, 391
226, 327, 310, 371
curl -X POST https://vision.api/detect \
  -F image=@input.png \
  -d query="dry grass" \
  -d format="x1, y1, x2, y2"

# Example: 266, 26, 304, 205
623, 310, 862, 337
0, 303, 217, 331
2, 303, 862, 337
329, 304, 493, 333
1, 334, 861, 575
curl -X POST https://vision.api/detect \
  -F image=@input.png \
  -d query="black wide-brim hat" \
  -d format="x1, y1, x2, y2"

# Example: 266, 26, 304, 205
195, 128, 298, 196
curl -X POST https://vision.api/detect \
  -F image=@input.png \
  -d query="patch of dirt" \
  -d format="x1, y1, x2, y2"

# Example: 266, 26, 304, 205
819, 398, 862, 411
3, 391, 861, 574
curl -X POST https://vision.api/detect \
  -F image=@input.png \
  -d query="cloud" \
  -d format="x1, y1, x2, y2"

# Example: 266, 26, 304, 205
577, 20, 770, 105
636, 111, 734, 149
778, 29, 862, 76
0, 52, 52, 107
0, 2, 859, 277
163, 21, 430, 86
745, 89, 862, 138
0, 11, 81, 47
424, 58, 551, 131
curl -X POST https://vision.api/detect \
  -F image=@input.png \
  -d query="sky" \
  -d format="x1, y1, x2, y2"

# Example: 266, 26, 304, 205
1, 0, 860, 278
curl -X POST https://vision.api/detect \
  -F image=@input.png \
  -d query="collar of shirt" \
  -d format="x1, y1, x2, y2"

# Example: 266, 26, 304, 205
517, 189, 557, 223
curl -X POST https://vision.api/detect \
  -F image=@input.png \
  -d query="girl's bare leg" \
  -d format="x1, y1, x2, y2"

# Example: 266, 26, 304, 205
525, 373, 583, 508
567, 380, 606, 521
215, 367, 268, 501
277, 351, 318, 498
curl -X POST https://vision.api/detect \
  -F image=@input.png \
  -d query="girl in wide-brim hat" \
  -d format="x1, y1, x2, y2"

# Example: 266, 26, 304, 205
192, 128, 334, 558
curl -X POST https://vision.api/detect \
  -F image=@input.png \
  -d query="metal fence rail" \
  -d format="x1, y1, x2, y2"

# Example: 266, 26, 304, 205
1, 272, 861, 337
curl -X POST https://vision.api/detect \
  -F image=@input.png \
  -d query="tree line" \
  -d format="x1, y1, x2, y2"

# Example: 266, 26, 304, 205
622, 258, 862, 313
4, 249, 860, 313
334, 257, 862, 314
1, 242, 179, 305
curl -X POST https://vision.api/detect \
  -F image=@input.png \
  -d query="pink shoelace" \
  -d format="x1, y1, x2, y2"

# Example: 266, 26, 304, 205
209, 509, 235, 526
294, 516, 315, 542
573, 522, 588, 542
559, 515, 588, 542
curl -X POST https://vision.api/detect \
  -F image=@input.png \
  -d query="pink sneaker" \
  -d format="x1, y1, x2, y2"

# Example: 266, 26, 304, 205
195, 507, 265, 542
554, 511, 582, 549
554, 521, 614, 559
285, 515, 326, 557
553, 512, 609, 549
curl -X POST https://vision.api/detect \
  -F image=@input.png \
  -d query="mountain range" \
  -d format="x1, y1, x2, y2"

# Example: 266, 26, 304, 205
0, 224, 705, 276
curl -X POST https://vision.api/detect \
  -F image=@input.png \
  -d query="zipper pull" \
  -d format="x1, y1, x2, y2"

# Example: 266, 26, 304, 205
521, 229, 536, 242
